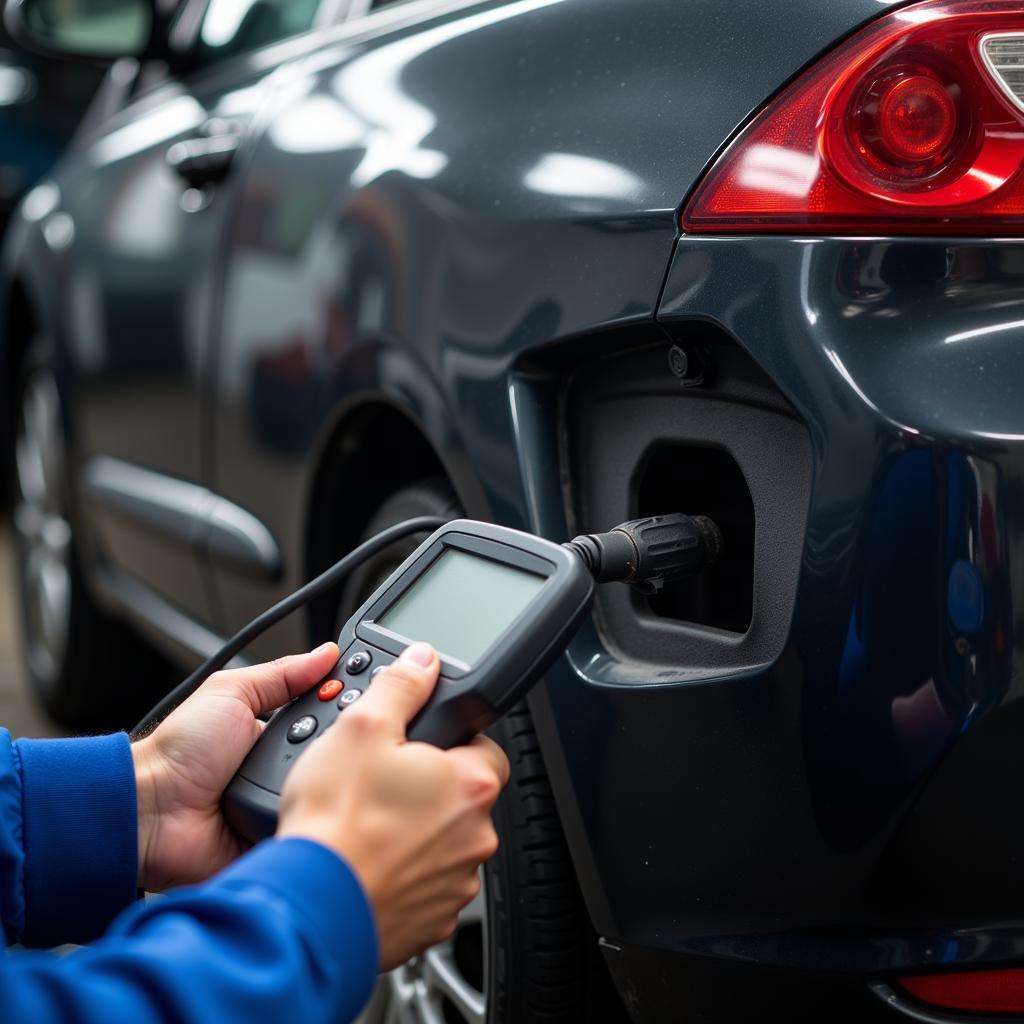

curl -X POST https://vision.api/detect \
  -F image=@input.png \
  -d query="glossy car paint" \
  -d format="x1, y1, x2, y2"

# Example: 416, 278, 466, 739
8, 0, 1024, 1018
529, 236, 1024, 1018
0, 26, 102, 235
205, 0, 889, 645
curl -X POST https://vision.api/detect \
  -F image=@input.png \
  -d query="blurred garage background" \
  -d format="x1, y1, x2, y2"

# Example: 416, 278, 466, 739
0, 22, 103, 740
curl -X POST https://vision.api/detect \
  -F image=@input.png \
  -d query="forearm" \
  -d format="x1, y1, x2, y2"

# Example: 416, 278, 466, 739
1, 731, 138, 946
1, 839, 378, 1024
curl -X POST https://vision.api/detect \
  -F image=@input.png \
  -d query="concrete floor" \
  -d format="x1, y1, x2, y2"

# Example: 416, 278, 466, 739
0, 525, 59, 738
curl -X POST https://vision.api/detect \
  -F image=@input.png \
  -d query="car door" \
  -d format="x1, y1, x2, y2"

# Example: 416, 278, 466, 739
60, 0, 335, 644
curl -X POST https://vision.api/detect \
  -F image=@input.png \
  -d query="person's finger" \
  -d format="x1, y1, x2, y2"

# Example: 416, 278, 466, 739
474, 734, 512, 786
210, 643, 340, 715
446, 735, 510, 790
351, 642, 439, 737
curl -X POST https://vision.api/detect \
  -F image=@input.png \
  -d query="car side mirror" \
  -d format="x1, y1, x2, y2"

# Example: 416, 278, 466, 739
4, 0, 153, 61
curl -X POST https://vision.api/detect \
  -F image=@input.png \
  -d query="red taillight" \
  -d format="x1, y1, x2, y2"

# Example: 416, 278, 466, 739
871, 74, 957, 164
682, 1, 1024, 234
897, 968, 1024, 1013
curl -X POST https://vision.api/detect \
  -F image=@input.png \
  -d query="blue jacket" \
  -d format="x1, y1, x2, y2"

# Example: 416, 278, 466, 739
0, 729, 378, 1023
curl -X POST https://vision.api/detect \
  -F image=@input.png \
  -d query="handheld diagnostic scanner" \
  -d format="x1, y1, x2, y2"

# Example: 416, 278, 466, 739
224, 520, 595, 842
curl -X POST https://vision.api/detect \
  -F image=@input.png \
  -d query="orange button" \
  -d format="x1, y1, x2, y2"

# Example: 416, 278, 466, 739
317, 678, 343, 701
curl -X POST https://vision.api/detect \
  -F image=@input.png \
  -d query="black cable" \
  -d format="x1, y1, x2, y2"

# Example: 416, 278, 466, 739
133, 516, 448, 735
135, 511, 723, 736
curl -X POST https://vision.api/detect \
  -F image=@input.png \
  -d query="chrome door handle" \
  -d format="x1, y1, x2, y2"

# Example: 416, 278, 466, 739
166, 133, 240, 189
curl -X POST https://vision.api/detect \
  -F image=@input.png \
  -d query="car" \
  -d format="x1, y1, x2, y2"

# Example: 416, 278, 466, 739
4, 0, 1024, 1020
0, 20, 103, 238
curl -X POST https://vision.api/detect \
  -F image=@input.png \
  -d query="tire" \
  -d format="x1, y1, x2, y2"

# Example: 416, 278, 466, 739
350, 481, 625, 1024
9, 346, 168, 731
337, 477, 462, 628
483, 703, 625, 1024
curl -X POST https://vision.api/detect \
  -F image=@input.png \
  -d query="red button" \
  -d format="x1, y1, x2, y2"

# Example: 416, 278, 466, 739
317, 679, 343, 701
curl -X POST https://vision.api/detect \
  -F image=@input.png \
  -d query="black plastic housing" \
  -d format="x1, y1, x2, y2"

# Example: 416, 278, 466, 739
564, 334, 812, 678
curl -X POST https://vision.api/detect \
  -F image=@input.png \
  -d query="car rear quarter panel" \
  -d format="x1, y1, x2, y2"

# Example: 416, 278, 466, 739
207, 0, 889, 642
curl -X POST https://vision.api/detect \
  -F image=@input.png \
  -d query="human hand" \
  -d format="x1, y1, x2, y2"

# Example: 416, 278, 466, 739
277, 642, 510, 970
132, 642, 341, 892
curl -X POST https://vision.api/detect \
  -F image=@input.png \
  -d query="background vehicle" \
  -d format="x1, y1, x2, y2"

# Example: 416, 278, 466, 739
0, 22, 102, 235
4, 0, 1024, 1020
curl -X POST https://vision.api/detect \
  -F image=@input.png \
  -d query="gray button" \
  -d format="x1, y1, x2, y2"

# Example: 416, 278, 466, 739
346, 650, 372, 675
338, 689, 363, 707
287, 715, 318, 743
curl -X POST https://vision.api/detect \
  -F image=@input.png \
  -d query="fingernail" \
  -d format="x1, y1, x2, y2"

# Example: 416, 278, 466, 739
313, 642, 335, 655
400, 642, 435, 667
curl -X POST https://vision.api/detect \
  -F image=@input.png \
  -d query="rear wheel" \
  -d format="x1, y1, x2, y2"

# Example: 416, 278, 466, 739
338, 477, 461, 622
350, 481, 625, 1024
10, 348, 168, 731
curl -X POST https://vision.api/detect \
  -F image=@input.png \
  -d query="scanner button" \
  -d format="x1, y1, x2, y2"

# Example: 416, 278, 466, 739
287, 715, 318, 743
346, 651, 372, 675
317, 679, 343, 701
338, 689, 362, 707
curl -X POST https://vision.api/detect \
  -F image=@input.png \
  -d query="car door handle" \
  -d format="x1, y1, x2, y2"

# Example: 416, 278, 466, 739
166, 133, 240, 189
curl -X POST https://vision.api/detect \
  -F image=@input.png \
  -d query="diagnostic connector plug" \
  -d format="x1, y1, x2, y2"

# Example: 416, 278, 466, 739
565, 513, 723, 593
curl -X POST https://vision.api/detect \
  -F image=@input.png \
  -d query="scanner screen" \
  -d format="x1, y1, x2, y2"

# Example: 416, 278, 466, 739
377, 548, 545, 665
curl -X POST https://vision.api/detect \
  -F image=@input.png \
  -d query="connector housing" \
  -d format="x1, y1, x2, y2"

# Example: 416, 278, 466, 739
567, 513, 723, 591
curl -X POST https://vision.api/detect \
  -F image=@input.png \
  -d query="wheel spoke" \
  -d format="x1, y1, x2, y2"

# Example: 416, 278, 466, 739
22, 544, 43, 602
15, 424, 45, 506
13, 501, 42, 544
411, 986, 447, 1024
422, 949, 485, 1024
366, 875, 488, 1024
23, 551, 55, 680
19, 376, 62, 507
389, 968, 418, 1024
32, 378, 60, 508
382, 994, 405, 1024
38, 557, 70, 650
26, 386, 48, 489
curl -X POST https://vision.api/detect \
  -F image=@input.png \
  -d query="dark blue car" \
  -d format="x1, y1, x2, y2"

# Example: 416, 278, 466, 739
3, 0, 1024, 1020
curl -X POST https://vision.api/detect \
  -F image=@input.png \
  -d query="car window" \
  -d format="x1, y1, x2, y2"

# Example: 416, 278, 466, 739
189, 0, 321, 68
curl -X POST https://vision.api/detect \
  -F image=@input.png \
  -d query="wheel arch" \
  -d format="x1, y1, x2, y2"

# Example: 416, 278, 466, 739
301, 372, 489, 642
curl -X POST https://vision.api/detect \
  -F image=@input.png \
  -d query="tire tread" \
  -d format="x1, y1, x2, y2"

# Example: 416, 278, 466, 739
487, 704, 627, 1023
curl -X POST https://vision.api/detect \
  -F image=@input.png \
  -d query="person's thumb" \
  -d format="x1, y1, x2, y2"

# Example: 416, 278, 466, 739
353, 642, 439, 736
207, 642, 340, 716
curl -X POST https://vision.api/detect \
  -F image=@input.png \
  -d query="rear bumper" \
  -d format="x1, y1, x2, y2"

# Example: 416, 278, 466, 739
520, 237, 1024, 1002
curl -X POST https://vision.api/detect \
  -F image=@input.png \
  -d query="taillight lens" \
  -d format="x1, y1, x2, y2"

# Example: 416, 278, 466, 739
862, 73, 957, 167
682, 1, 1024, 234
897, 968, 1024, 1013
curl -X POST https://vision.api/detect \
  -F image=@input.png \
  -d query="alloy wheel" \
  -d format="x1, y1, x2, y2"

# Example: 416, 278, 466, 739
364, 869, 487, 1024
12, 368, 72, 685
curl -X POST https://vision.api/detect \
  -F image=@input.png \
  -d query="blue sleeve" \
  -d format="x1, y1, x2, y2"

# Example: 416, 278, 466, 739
1, 838, 379, 1024
0, 729, 138, 947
